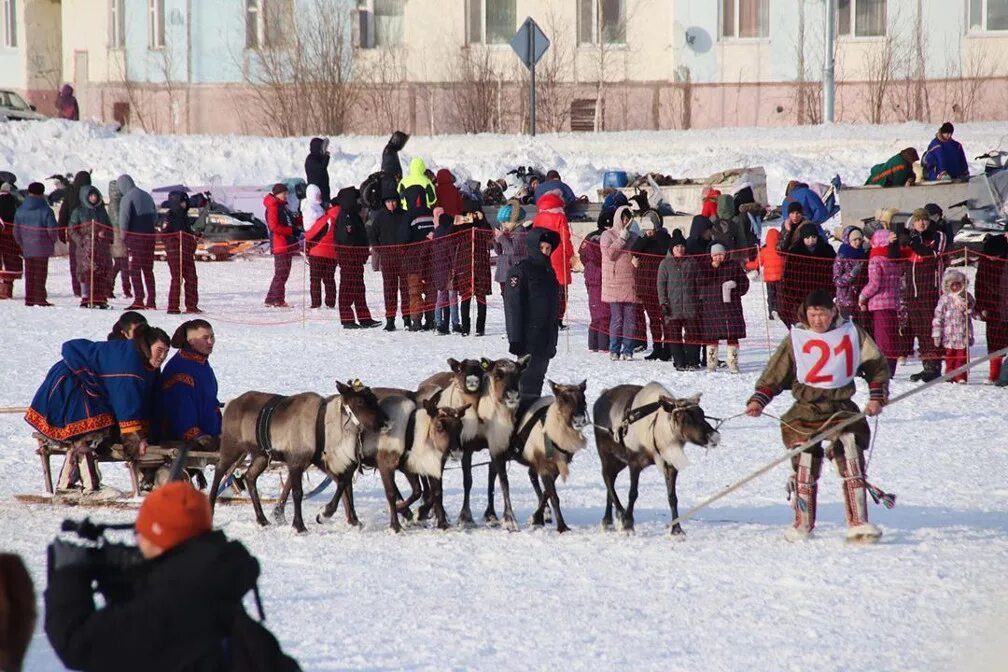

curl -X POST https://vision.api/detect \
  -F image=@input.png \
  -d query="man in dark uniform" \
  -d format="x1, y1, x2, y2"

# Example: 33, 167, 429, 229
504, 227, 561, 396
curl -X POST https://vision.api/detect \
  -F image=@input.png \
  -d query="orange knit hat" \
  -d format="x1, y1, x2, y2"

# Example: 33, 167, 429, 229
135, 481, 212, 551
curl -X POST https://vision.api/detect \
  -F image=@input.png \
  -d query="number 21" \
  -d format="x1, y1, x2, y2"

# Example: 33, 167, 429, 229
803, 334, 854, 384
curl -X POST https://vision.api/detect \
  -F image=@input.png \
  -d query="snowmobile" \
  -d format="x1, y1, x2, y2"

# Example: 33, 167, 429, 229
154, 190, 269, 261
948, 144, 1008, 253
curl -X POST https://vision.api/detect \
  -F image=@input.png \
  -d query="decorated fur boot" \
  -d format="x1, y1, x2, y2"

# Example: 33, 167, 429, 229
727, 345, 740, 374
834, 433, 882, 543
785, 450, 819, 542
706, 345, 719, 372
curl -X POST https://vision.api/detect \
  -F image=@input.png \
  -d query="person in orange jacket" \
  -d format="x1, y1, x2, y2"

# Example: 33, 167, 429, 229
304, 200, 338, 309
746, 227, 784, 319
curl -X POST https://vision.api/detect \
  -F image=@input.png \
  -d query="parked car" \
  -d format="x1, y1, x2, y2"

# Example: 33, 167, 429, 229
0, 90, 47, 121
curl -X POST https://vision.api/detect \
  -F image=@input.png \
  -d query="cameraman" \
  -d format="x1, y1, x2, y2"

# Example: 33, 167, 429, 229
45, 482, 300, 672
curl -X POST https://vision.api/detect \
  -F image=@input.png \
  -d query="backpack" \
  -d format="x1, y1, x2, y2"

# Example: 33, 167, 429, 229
496, 203, 525, 225
226, 609, 302, 672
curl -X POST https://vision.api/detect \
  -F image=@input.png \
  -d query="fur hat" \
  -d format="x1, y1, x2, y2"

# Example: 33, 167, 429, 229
939, 121, 954, 135
709, 243, 728, 255
670, 229, 687, 249
135, 481, 212, 552
787, 201, 804, 215
27, 182, 45, 196
271, 183, 288, 196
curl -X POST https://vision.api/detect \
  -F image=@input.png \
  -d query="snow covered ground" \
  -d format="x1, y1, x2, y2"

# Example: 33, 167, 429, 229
2, 121, 1007, 671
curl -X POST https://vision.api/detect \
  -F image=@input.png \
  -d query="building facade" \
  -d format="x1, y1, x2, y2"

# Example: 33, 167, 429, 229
1, 0, 1006, 134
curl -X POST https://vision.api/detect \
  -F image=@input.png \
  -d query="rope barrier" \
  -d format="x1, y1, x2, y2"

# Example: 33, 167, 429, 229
667, 344, 1008, 531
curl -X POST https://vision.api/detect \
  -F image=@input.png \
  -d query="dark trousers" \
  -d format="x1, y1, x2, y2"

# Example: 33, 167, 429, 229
380, 255, 407, 318
165, 234, 199, 311
908, 297, 941, 363
586, 283, 609, 351
126, 235, 156, 306
68, 238, 80, 296
460, 296, 486, 334
766, 281, 779, 317
106, 256, 130, 298
24, 257, 49, 305
265, 251, 295, 304
337, 249, 372, 323
519, 353, 551, 397
0, 227, 22, 275
666, 317, 701, 367
641, 292, 665, 345
309, 256, 337, 308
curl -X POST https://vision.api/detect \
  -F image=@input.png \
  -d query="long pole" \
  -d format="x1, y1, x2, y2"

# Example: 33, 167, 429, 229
823, 0, 835, 123
529, 29, 537, 136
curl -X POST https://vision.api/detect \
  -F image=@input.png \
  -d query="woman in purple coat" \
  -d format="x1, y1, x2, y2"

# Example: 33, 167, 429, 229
859, 229, 904, 375
579, 210, 612, 352
833, 226, 868, 328
697, 243, 749, 373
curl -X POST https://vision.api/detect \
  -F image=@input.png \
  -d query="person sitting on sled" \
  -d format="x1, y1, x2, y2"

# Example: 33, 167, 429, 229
745, 289, 891, 542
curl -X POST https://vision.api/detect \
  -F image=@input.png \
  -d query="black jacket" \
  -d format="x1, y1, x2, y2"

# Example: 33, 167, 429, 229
504, 227, 561, 358
686, 215, 713, 255
333, 187, 368, 248
371, 203, 407, 247
304, 137, 331, 205
162, 190, 192, 235
381, 131, 408, 179
45, 530, 299, 672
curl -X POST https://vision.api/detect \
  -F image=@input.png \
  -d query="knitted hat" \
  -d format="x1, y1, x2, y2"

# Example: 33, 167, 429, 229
135, 481, 212, 551
787, 201, 803, 214
911, 208, 930, 222
924, 202, 943, 220
670, 229, 687, 248
27, 182, 45, 196
799, 223, 819, 239
271, 182, 289, 196
939, 121, 954, 134
710, 243, 728, 255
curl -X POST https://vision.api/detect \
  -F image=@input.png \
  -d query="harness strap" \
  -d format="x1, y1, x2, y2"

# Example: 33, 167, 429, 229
615, 401, 663, 444
509, 404, 551, 457
404, 409, 416, 456
312, 397, 329, 464
255, 395, 287, 456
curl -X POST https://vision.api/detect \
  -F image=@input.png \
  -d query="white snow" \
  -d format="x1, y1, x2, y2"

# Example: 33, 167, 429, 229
2, 120, 1007, 671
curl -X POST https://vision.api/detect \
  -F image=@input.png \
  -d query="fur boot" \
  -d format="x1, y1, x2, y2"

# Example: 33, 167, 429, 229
834, 433, 881, 542
706, 345, 719, 372
727, 345, 740, 374
0, 279, 11, 299
785, 450, 820, 541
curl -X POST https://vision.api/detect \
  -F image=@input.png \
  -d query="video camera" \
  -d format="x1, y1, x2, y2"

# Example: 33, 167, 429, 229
49, 517, 144, 602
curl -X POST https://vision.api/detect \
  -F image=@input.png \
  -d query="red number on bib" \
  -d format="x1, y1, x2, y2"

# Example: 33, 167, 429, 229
802, 339, 833, 384
801, 334, 855, 384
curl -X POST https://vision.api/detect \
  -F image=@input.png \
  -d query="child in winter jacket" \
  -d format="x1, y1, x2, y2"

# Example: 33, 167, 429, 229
745, 227, 783, 318
932, 268, 976, 383
579, 212, 610, 352
859, 229, 905, 376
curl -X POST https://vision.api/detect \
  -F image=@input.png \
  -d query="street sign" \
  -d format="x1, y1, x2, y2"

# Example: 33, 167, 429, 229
511, 17, 550, 70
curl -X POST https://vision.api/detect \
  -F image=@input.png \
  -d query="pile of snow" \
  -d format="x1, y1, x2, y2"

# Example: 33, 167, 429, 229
1, 122, 1006, 671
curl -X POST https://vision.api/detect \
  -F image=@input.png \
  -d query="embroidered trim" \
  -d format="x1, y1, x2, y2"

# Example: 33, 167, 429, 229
183, 426, 203, 441
118, 419, 148, 434
25, 407, 115, 441
162, 373, 195, 390
179, 350, 207, 364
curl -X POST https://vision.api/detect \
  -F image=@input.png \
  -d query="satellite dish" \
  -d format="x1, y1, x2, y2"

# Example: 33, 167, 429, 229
684, 26, 712, 54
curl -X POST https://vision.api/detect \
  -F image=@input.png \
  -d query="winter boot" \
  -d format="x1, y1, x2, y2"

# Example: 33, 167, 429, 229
910, 361, 942, 382
684, 344, 701, 369
383, 317, 396, 332
403, 315, 412, 330
785, 450, 820, 542
727, 345, 740, 374
669, 343, 687, 369
706, 345, 719, 372
645, 345, 664, 360
834, 433, 882, 543
422, 310, 435, 331
0, 280, 11, 300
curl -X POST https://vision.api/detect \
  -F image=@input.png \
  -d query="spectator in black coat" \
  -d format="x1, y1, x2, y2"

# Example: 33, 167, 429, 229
404, 196, 436, 332
161, 190, 200, 314
117, 174, 158, 309
505, 227, 561, 396
0, 182, 23, 300
58, 170, 91, 297
382, 130, 409, 181
778, 223, 837, 328
631, 211, 672, 360
371, 185, 410, 330
685, 214, 713, 255
304, 137, 331, 205
333, 186, 379, 329
45, 481, 300, 672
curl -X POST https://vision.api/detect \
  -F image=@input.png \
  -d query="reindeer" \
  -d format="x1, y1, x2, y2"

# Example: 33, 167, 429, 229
209, 380, 389, 533
417, 356, 527, 527
593, 383, 720, 536
504, 380, 590, 533
315, 390, 468, 531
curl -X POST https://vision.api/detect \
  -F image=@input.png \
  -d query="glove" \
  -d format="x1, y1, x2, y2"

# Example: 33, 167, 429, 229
619, 228, 630, 241
48, 539, 97, 573
721, 280, 737, 303
630, 256, 640, 268
509, 342, 527, 357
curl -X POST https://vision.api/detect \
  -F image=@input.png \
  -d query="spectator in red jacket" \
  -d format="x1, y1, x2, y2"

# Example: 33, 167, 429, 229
263, 183, 300, 308
532, 192, 573, 327
304, 201, 338, 309
434, 169, 463, 216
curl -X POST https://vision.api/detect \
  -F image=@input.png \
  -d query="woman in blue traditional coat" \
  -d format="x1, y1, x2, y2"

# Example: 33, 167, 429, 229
161, 319, 220, 448
26, 324, 170, 491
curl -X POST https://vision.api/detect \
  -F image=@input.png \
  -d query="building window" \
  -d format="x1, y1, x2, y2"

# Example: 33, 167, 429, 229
2, 0, 16, 48
838, 0, 887, 37
109, 0, 125, 49
246, 0, 293, 50
357, 0, 404, 48
466, 0, 516, 45
970, 0, 1008, 31
720, 0, 769, 39
148, 0, 165, 49
577, 0, 626, 45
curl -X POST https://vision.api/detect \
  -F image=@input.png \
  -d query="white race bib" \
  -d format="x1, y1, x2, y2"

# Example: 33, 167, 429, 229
790, 321, 861, 389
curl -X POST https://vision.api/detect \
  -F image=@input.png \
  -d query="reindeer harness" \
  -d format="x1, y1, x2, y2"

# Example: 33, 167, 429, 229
509, 403, 573, 461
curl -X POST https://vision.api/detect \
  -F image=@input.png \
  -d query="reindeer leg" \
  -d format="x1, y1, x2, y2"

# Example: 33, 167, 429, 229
457, 449, 475, 527
483, 459, 499, 524
397, 471, 422, 522
431, 476, 449, 530
273, 471, 293, 525
665, 465, 684, 537
599, 452, 625, 530
244, 452, 271, 527
417, 475, 432, 521
290, 467, 307, 533
315, 473, 348, 524
622, 466, 641, 532
343, 477, 360, 527
208, 442, 245, 515
543, 472, 569, 533
378, 453, 402, 533
531, 473, 549, 527
527, 465, 552, 523
494, 454, 518, 532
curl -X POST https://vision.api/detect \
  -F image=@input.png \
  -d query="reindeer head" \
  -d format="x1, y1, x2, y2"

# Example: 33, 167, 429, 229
657, 393, 720, 449
422, 391, 469, 458
480, 355, 529, 410
548, 379, 589, 431
335, 379, 391, 434
447, 357, 486, 395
